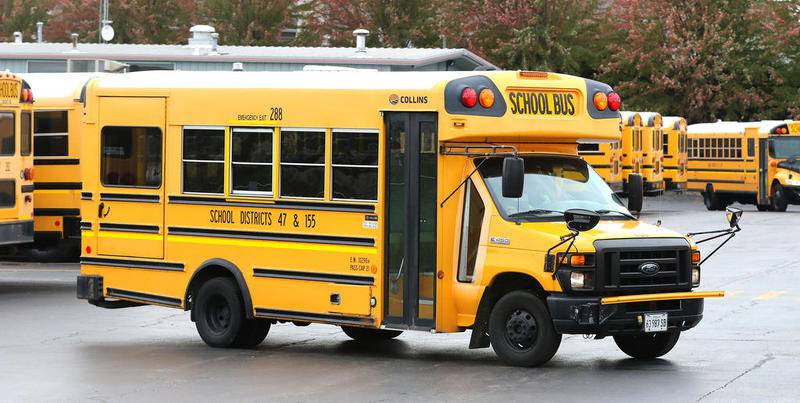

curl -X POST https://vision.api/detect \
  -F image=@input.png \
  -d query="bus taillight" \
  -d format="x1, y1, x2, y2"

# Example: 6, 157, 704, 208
461, 87, 477, 108
593, 92, 608, 111
608, 92, 621, 111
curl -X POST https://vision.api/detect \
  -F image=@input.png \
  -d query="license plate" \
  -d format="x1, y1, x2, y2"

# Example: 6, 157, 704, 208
643, 312, 668, 333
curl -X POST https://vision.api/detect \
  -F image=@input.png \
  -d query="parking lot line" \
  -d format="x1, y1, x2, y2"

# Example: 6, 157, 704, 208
752, 291, 787, 301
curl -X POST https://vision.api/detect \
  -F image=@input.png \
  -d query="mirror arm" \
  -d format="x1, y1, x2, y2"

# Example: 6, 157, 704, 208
439, 157, 489, 208
545, 231, 578, 275
699, 231, 737, 265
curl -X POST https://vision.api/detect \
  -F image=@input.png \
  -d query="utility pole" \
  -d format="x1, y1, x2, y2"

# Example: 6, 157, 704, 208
99, 0, 114, 43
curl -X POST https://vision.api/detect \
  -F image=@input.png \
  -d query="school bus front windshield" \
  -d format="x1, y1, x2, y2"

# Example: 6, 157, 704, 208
770, 137, 800, 158
478, 155, 631, 220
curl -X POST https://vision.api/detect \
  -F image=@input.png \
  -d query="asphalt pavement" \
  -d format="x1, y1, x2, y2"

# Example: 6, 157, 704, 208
0, 193, 797, 402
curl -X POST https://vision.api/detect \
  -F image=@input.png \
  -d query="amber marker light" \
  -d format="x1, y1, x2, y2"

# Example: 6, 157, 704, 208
479, 88, 495, 108
593, 91, 608, 111
692, 250, 701, 264
570, 254, 587, 266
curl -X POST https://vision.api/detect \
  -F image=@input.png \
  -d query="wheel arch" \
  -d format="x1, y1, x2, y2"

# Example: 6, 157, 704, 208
468, 271, 546, 349
184, 258, 254, 320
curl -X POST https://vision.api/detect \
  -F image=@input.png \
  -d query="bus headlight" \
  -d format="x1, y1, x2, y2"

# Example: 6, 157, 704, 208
570, 271, 594, 289
692, 267, 701, 286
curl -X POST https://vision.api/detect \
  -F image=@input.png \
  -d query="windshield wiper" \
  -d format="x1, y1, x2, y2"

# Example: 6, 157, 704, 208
508, 209, 564, 218
595, 209, 637, 220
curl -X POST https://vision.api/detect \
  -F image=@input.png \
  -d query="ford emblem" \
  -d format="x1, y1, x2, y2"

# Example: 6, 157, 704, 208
639, 262, 660, 275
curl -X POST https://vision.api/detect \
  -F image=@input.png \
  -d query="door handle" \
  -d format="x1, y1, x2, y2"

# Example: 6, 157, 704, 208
98, 202, 110, 218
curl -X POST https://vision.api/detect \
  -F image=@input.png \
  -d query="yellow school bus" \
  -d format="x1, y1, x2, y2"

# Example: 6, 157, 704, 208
0, 72, 35, 246
688, 120, 800, 211
662, 116, 688, 190
578, 140, 623, 193
619, 112, 643, 194
637, 112, 665, 195
77, 70, 724, 367
21, 74, 101, 260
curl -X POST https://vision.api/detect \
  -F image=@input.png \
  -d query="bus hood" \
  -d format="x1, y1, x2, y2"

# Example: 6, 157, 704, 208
496, 218, 692, 253
777, 158, 800, 174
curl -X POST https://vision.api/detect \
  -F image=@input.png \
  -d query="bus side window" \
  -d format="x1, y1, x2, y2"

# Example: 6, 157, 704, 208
458, 180, 484, 283
331, 130, 378, 201
101, 126, 162, 188
34, 110, 68, 156
736, 138, 742, 159
20, 111, 31, 156
0, 112, 14, 156
747, 138, 755, 158
231, 127, 272, 195
183, 127, 225, 194
280, 129, 325, 198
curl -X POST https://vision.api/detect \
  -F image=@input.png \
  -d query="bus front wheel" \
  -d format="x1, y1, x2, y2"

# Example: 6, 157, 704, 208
614, 331, 680, 359
702, 186, 724, 211
770, 183, 788, 212
488, 291, 561, 367
341, 326, 402, 341
194, 277, 270, 348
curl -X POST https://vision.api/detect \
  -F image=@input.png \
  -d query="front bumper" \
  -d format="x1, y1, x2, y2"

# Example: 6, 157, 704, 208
547, 291, 721, 336
643, 180, 664, 193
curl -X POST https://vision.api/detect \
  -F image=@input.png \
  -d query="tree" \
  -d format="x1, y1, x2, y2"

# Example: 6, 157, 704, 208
600, 0, 800, 122
199, 0, 303, 46
436, 0, 608, 75
0, 0, 51, 42
297, 0, 441, 48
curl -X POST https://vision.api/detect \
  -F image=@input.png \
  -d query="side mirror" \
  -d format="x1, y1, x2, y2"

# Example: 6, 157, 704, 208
564, 209, 601, 232
726, 206, 743, 228
502, 156, 524, 198
627, 173, 644, 213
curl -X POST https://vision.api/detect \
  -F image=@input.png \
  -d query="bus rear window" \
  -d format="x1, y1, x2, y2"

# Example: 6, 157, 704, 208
0, 179, 14, 207
101, 126, 162, 188
0, 112, 14, 156
34, 110, 68, 156
21, 111, 31, 156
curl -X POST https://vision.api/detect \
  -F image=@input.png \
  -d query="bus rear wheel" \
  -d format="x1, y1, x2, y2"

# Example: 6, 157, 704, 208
770, 183, 788, 212
341, 326, 402, 341
613, 331, 680, 359
488, 291, 561, 367
194, 277, 269, 348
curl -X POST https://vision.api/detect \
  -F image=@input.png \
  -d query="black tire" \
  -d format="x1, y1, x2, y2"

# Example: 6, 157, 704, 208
233, 318, 270, 348
770, 183, 788, 212
194, 277, 252, 348
488, 291, 561, 367
21, 239, 79, 262
341, 326, 402, 341
614, 331, 680, 359
702, 185, 722, 211
757, 204, 769, 212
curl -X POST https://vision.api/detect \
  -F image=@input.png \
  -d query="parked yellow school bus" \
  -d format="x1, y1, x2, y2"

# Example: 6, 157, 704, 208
637, 112, 665, 195
0, 72, 35, 246
77, 70, 725, 367
619, 112, 643, 193
688, 120, 799, 211
21, 74, 100, 260
578, 140, 623, 193
662, 116, 688, 190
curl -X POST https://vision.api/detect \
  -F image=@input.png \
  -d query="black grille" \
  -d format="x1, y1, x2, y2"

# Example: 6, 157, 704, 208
595, 238, 692, 293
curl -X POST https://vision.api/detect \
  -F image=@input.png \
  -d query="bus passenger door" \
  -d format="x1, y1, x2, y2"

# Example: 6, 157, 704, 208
757, 137, 770, 205
94, 97, 165, 259
384, 112, 437, 330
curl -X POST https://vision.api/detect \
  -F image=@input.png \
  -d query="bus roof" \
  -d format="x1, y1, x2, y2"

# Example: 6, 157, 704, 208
636, 111, 662, 127
688, 120, 791, 135
22, 73, 106, 102
90, 70, 477, 91
662, 116, 686, 131
619, 111, 640, 126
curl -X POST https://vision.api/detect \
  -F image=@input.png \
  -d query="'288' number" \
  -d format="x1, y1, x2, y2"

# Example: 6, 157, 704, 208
270, 107, 283, 121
